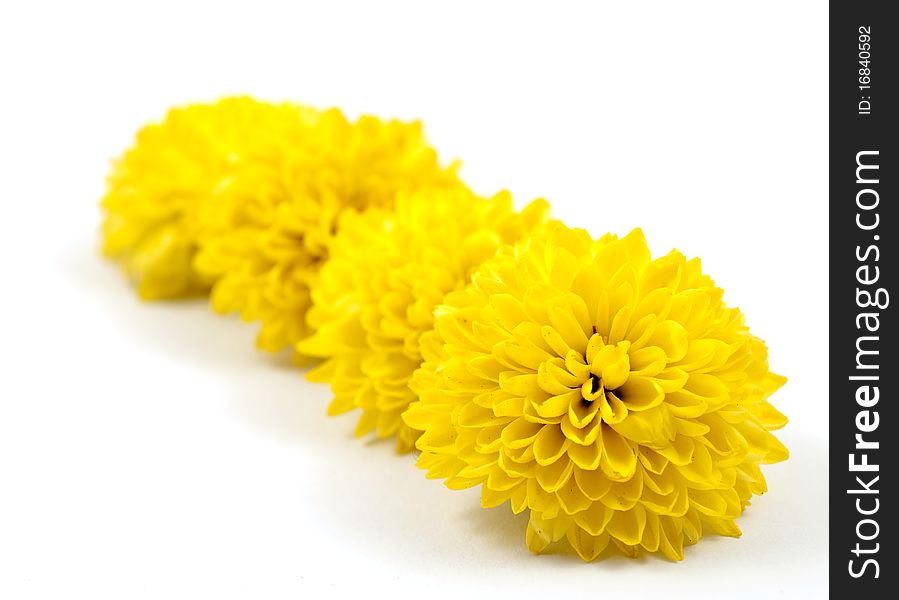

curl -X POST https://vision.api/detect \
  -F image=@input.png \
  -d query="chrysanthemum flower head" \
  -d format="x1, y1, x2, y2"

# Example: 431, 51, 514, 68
296, 189, 552, 451
194, 110, 462, 355
101, 97, 313, 299
404, 224, 788, 561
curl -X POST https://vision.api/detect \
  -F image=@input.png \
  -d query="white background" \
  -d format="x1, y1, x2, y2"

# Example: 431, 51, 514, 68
0, 1, 828, 598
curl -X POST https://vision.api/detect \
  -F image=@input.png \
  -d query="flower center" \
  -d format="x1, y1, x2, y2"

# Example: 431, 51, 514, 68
589, 373, 601, 395
576, 335, 631, 407
582, 373, 603, 403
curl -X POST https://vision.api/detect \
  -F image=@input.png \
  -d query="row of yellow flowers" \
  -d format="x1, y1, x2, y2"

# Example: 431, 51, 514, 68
101, 97, 788, 562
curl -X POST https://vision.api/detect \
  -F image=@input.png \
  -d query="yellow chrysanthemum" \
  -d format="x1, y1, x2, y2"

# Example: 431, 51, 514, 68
404, 224, 788, 561
101, 97, 314, 299
297, 189, 552, 452
194, 111, 462, 355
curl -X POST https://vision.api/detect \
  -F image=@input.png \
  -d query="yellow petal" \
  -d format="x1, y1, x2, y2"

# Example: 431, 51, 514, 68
533, 425, 571, 466
666, 390, 709, 419
762, 372, 788, 396
500, 417, 543, 449
557, 478, 594, 514
628, 346, 667, 377
653, 367, 689, 393
549, 246, 583, 290
566, 528, 610, 561
637, 448, 669, 474
585, 332, 605, 364
561, 411, 602, 445
499, 372, 540, 396
747, 400, 789, 430
466, 355, 505, 382
540, 325, 572, 357
526, 516, 552, 554
599, 468, 644, 511
607, 305, 632, 345
574, 466, 613, 501
598, 424, 637, 481
567, 441, 602, 470
610, 405, 675, 445
534, 390, 580, 419
564, 349, 591, 380
599, 391, 628, 425
539, 357, 582, 391
674, 339, 731, 372
535, 455, 574, 492
640, 512, 662, 552
648, 320, 689, 362
655, 435, 694, 466
548, 303, 589, 355
567, 394, 600, 429
640, 250, 683, 291
683, 373, 730, 406
457, 401, 500, 428
573, 502, 613, 537
606, 504, 647, 546
690, 488, 742, 519
618, 376, 665, 411
658, 516, 685, 561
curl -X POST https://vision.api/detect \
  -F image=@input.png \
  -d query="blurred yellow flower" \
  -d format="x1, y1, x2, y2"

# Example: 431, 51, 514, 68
101, 97, 313, 299
297, 190, 551, 451
404, 224, 788, 561
195, 110, 462, 356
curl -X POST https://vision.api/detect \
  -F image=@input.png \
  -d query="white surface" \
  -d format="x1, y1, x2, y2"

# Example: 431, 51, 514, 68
0, 1, 827, 598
